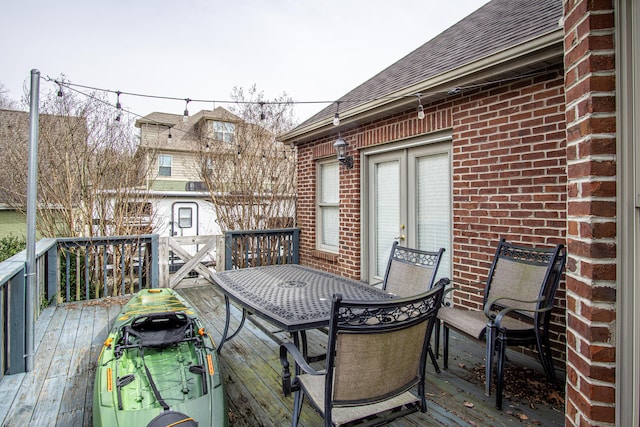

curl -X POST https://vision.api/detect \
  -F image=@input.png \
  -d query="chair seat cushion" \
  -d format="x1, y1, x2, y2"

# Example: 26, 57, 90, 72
298, 374, 419, 426
438, 307, 533, 340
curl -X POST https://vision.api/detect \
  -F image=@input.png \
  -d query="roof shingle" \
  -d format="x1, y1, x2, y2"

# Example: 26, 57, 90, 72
298, 0, 562, 128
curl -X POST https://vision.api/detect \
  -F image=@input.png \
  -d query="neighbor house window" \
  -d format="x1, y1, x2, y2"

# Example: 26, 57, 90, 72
213, 121, 235, 143
159, 154, 172, 177
317, 160, 339, 252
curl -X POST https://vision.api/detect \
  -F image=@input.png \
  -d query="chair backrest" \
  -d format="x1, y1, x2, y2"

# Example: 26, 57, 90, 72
484, 239, 566, 324
382, 241, 445, 297
324, 281, 445, 412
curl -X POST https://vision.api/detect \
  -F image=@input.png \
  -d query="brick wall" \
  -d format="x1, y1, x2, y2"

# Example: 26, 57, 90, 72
297, 65, 569, 363
562, 0, 617, 425
451, 67, 568, 361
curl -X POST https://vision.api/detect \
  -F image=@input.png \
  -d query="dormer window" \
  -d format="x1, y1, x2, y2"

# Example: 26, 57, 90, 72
213, 121, 235, 143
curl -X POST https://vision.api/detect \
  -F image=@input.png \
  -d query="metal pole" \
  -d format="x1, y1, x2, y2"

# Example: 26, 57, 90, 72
25, 69, 40, 372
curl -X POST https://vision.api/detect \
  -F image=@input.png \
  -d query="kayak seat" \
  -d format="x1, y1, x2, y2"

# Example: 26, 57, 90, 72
126, 312, 193, 348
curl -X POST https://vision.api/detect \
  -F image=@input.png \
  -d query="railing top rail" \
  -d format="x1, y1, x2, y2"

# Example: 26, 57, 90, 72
225, 228, 300, 236
0, 238, 57, 286
56, 234, 157, 247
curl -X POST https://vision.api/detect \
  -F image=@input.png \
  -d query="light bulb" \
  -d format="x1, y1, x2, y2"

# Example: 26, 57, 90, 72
417, 105, 425, 120
333, 112, 340, 126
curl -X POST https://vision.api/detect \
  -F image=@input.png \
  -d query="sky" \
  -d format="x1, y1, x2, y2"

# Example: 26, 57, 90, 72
2, 0, 490, 123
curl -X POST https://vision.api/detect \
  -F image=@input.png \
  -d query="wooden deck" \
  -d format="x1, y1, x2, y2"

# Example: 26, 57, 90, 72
0, 283, 565, 426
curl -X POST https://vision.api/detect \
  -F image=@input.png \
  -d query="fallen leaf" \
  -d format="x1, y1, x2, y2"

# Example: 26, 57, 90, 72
517, 413, 529, 421
463, 401, 474, 408
458, 363, 465, 368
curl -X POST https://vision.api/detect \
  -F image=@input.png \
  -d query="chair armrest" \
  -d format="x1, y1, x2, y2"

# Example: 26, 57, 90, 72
484, 296, 552, 328
442, 280, 484, 305
279, 342, 325, 396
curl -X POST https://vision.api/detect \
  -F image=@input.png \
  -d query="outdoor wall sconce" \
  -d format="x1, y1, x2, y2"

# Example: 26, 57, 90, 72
333, 137, 353, 169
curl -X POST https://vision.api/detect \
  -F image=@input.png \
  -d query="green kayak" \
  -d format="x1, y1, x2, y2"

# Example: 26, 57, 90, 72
93, 288, 228, 427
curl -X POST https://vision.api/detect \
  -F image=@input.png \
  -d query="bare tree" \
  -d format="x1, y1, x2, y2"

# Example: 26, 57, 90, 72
196, 85, 298, 231
0, 83, 19, 110
0, 78, 157, 238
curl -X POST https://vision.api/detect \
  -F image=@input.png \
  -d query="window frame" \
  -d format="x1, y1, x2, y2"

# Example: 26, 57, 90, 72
158, 154, 172, 177
316, 159, 340, 253
212, 121, 235, 144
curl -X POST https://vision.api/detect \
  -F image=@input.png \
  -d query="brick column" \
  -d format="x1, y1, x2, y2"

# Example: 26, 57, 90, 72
563, 0, 617, 425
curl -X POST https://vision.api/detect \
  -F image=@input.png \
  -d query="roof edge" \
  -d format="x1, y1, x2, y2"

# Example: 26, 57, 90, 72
282, 28, 563, 144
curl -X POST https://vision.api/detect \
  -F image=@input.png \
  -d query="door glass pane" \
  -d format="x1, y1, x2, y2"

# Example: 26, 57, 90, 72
178, 207, 192, 228
375, 161, 400, 277
416, 152, 451, 279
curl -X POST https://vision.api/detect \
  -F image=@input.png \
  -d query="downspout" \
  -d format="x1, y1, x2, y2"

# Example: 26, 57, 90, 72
25, 69, 40, 372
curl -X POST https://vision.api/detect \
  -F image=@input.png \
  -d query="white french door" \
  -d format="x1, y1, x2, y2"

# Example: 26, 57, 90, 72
366, 140, 451, 284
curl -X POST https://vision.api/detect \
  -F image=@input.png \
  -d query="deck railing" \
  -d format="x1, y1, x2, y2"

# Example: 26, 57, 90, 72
0, 234, 159, 377
56, 235, 159, 301
224, 228, 300, 270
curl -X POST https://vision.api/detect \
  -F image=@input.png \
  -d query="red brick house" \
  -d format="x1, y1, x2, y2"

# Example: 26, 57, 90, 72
281, 0, 638, 425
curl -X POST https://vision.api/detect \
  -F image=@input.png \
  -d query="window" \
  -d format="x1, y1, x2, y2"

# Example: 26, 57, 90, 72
213, 121, 235, 143
158, 154, 172, 177
178, 207, 193, 228
317, 161, 339, 252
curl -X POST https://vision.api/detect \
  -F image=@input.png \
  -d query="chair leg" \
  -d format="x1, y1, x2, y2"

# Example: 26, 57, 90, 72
537, 332, 558, 385
427, 345, 440, 373
442, 324, 450, 370
434, 318, 441, 359
292, 390, 304, 427
495, 335, 507, 410
485, 323, 496, 396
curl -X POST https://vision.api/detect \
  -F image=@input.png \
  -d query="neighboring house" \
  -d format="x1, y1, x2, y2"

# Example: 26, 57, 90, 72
0, 109, 34, 239
281, 0, 637, 425
135, 107, 242, 192
0, 108, 86, 239
0, 203, 27, 239
133, 106, 295, 238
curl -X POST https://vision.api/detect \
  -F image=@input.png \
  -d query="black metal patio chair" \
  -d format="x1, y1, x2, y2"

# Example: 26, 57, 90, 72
437, 238, 566, 409
381, 241, 445, 297
380, 241, 445, 372
280, 280, 446, 427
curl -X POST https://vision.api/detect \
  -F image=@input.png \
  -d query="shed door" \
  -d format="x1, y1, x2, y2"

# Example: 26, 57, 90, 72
171, 202, 199, 237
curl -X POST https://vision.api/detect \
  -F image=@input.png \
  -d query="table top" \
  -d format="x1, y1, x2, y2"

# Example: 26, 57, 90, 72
210, 264, 393, 331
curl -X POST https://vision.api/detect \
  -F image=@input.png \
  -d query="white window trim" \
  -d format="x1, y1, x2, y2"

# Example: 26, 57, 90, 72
158, 154, 172, 177
316, 159, 340, 253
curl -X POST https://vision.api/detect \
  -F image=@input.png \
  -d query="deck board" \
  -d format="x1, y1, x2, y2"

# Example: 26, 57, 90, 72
0, 283, 565, 427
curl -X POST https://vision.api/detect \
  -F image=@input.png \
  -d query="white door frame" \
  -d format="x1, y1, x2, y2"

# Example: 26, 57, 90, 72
360, 131, 452, 282
616, 0, 639, 423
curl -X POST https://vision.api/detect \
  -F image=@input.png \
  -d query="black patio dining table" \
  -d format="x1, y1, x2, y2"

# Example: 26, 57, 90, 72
209, 264, 394, 353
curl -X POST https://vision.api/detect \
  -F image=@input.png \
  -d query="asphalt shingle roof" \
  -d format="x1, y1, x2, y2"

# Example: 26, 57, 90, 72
298, 0, 562, 128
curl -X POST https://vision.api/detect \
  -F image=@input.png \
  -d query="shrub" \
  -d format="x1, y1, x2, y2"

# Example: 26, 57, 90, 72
0, 235, 27, 262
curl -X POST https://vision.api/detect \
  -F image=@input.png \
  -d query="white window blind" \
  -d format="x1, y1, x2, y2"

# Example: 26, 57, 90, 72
318, 162, 339, 250
416, 153, 451, 279
158, 154, 172, 177
375, 161, 400, 277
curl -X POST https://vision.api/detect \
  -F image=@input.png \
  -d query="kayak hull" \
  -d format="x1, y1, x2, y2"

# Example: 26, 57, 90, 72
93, 288, 228, 427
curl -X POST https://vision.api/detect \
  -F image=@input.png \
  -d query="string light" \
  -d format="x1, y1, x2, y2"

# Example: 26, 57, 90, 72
46, 69, 552, 128
333, 101, 341, 126
416, 94, 425, 120
183, 98, 191, 121
115, 91, 122, 122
